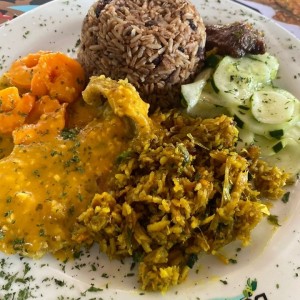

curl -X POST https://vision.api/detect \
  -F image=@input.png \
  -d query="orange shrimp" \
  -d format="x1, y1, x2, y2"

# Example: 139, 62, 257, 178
0, 87, 35, 134
26, 95, 61, 124
6, 51, 50, 92
31, 52, 85, 103
0, 86, 19, 112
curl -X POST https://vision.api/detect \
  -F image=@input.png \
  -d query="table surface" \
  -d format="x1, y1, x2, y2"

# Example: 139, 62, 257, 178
0, 0, 299, 38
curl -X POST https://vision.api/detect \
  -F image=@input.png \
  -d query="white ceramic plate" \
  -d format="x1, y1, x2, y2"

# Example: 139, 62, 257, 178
0, 0, 299, 299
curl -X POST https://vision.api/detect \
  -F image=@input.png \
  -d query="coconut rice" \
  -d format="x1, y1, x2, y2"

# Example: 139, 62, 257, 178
78, 0, 206, 108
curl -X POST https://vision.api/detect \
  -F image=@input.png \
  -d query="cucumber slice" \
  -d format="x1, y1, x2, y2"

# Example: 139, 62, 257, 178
182, 68, 230, 117
213, 53, 279, 105
230, 104, 298, 137
258, 137, 300, 178
251, 87, 296, 124
236, 127, 255, 150
182, 52, 299, 177
181, 68, 213, 109
187, 101, 229, 118
285, 122, 300, 140
254, 135, 289, 156
248, 53, 279, 81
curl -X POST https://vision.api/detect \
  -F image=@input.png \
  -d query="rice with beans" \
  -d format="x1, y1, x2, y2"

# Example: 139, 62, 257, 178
78, 0, 206, 108
73, 109, 289, 291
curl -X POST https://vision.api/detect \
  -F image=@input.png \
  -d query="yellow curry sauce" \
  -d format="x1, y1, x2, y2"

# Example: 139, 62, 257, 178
0, 75, 152, 258
0, 134, 13, 159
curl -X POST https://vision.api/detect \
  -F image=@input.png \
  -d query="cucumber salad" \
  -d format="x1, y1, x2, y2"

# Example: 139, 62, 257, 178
181, 53, 300, 178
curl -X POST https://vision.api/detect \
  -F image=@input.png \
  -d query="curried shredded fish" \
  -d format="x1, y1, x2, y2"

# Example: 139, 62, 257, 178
72, 78, 290, 292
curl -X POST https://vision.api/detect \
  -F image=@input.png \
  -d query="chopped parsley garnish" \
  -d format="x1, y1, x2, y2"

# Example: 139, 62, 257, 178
81, 285, 103, 296
116, 150, 134, 164
54, 279, 65, 287
0, 230, 5, 240
60, 128, 79, 140
267, 214, 281, 226
281, 191, 290, 203
12, 238, 25, 251
187, 253, 198, 268
132, 251, 144, 263
229, 258, 237, 264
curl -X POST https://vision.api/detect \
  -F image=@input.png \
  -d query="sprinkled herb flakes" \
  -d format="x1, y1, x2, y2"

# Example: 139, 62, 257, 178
267, 214, 281, 226
0, 0, 299, 298
281, 191, 290, 203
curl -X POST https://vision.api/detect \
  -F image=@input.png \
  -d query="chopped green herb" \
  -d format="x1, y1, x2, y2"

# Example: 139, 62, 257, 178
187, 253, 198, 268
267, 214, 281, 226
132, 251, 144, 263
178, 144, 190, 166
243, 278, 257, 298
116, 150, 134, 164
2, 272, 18, 290
4, 210, 13, 217
194, 172, 201, 181
81, 285, 103, 295
64, 155, 80, 167
77, 193, 83, 202
68, 205, 75, 215
32, 169, 41, 177
60, 128, 79, 140
73, 250, 83, 259
281, 191, 290, 203
0, 230, 5, 240
17, 286, 33, 299
75, 39, 81, 47
54, 279, 65, 287
23, 262, 31, 277
12, 238, 25, 251
229, 258, 237, 264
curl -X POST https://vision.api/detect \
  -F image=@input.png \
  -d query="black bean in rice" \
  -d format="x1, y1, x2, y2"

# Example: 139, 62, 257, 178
78, 0, 206, 109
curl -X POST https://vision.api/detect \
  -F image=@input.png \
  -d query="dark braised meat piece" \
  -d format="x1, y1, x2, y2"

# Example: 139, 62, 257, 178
205, 22, 266, 58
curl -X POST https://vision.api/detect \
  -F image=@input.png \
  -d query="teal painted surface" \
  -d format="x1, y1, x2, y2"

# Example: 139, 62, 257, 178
8, 5, 39, 13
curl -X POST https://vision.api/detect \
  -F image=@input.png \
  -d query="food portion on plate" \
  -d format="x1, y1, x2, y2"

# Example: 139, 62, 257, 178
0, 0, 299, 294
182, 50, 300, 177
74, 77, 288, 291
78, 0, 206, 110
